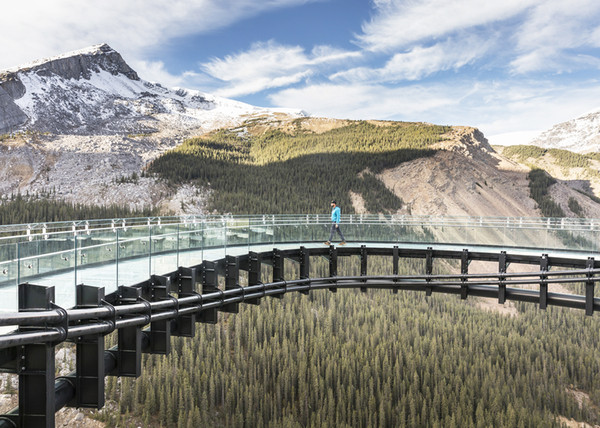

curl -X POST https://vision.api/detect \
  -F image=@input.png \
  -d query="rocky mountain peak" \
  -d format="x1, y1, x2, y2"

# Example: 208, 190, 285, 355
0, 43, 138, 87
0, 44, 300, 135
529, 109, 600, 153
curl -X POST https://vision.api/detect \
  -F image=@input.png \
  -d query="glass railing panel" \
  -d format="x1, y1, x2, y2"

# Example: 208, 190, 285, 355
76, 228, 118, 292
178, 223, 204, 268
116, 227, 151, 286
31, 241, 76, 308
152, 224, 180, 275
0, 243, 17, 291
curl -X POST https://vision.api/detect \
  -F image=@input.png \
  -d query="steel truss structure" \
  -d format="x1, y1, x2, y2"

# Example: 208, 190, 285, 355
0, 244, 598, 427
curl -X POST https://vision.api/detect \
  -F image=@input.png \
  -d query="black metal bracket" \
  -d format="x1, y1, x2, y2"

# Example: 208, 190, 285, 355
461, 249, 469, 300
498, 251, 507, 304
247, 252, 264, 304
299, 246, 310, 295
360, 245, 368, 292
108, 285, 143, 378
144, 275, 172, 354
271, 250, 285, 299
199, 261, 219, 323
172, 266, 197, 337
586, 257, 595, 316
329, 245, 338, 293
426, 247, 433, 296
223, 255, 243, 311
67, 284, 106, 409
540, 254, 549, 310
9, 283, 57, 427
392, 245, 399, 294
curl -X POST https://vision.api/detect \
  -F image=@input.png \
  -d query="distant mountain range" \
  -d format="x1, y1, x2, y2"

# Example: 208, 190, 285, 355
0, 43, 303, 135
529, 109, 600, 153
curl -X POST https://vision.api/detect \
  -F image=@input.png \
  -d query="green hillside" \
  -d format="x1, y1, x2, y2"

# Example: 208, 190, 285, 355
148, 120, 449, 214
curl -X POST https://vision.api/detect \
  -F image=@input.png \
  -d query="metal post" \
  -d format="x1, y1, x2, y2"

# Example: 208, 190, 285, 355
392, 245, 399, 294
360, 245, 367, 293
247, 252, 263, 304
299, 247, 310, 295
142, 275, 172, 354
108, 286, 143, 378
223, 256, 242, 311
498, 251, 507, 304
425, 247, 433, 296
327, 245, 338, 293
172, 267, 198, 336
460, 249, 469, 300
12, 284, 59, 427
586, 257, 595, 316
539, 254, 549, 310
199, 261, 219, 323
271, 250, 284, 299
67, 284, 106, 409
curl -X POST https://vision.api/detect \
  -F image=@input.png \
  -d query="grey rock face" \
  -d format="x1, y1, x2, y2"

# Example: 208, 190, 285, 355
0, 86, 27, 133
0, 75, 26, 99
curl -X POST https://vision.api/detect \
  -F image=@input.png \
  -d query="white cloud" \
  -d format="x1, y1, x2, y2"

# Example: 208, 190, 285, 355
0, 0, 319, 71
332, 36, 491, 83
510, 0, 600, 73
201, 41, 360, 97
269, 79, 600, 141
269, 83, 458, 120
356, 0, 537, 52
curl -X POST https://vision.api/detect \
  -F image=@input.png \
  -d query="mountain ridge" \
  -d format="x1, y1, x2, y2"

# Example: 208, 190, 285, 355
529, 108, 600, 153
0, 43, 303, 135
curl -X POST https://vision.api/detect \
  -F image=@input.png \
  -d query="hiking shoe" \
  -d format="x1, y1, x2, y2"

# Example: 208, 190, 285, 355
324, 241, 331, 245
339, 241, 346, 245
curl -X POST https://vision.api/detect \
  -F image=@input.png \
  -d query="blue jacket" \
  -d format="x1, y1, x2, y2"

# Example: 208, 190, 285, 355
331, 206, 341, 224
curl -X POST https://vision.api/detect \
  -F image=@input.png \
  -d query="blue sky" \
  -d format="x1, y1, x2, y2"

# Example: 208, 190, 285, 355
2, 0, 600, 144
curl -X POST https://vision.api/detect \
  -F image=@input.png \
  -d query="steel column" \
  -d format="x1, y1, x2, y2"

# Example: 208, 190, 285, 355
329, 245, 338, 293
586, 257, 595, 316
200, 261, 219, 323
67, 284, 106, 409
498, 251, 507, 304
108, 286, 143, 378
172, 267, 197, 337
540, 254, 549, 310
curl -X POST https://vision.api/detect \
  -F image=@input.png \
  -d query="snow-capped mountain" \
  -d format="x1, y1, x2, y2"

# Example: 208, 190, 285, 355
529, 109, 600, 153
0, 43, 302, 134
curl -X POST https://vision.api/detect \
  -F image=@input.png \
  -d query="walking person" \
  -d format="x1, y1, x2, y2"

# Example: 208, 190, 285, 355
325, 200, 346, 245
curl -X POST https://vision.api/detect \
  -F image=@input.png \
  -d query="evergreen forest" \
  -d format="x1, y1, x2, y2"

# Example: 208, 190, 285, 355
97, 257, 600, 427
0, 194, 157, 225
148, 121, 448, 214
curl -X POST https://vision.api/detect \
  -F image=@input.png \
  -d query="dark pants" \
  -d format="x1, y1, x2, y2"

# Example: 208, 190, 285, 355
328, 223, 345, 242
